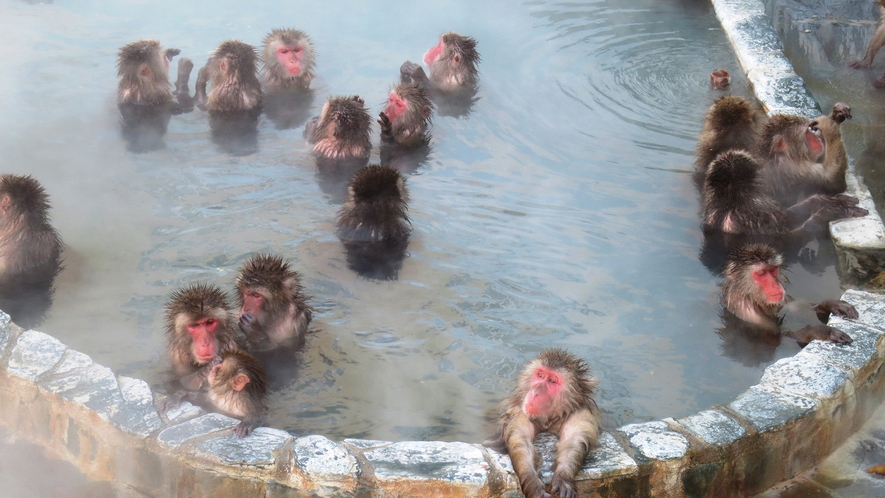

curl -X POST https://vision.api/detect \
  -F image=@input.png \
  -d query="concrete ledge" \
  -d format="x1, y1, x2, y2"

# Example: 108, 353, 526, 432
2, 2, 885, 497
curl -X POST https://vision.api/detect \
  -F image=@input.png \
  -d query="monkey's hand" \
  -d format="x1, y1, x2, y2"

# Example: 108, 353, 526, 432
850, 58, 872, 69
400, 61, 429, 85
790, 324, 853, 345
239, 312, 258, 334
812, 300, 859, 321
351, 95, 365, 105
159, 390, 188, 413
830, 102, 852, 124
179, 366, 209, 391
164, 48, 181, 63
378, 112, 395, 142
303, 115, 319, 141
234, 418, 261, 438
550, 476, 578, 498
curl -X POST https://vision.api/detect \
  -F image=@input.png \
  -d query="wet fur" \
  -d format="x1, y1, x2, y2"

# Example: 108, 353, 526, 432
207, 349, 269, 419
0, 175, 63, 277
308, 96, 372, 159
694, 96, 765, 185
196, 40, 262, 112
429, 32, 480, 91
721, 244, 785, 326
337, 165, 411, 243
261, 28, 315, 91
117, 39, 173, 105
382, 83, 433, 147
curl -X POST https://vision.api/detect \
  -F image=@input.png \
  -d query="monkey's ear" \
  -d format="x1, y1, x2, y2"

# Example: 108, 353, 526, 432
453, 54, 462, 65
139, 63, 151, 78
771, 135, 788, 153
282, 277, 297, 292
231, 373, 251, 391
0, 195, 10, 215
219, 59, 229, 73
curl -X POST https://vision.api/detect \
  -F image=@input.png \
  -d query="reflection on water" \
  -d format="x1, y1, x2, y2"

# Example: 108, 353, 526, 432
0, 0, 845, 445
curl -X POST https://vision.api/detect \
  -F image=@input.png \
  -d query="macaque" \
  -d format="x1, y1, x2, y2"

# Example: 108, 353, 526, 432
378, 82, 433, 148
162, 350, 268, 438
702, 150, 866, 235
755, 103, 851, 207
401, 32, 480, 94
236, 254, 313, 351
261, 29, 315, 92
850, 0, 885, 88
195, 40, 263, 113
710, 69, 731, 90
164, 283, 243, 379
0, 175, 63, 327
694, 95, 765, 186
485, 348, 599, 498
721, 243, 855, 346
336, 165, 411, 279
304, 95, 372, 160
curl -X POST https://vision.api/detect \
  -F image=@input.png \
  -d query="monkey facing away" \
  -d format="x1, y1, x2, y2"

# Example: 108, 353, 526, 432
485, 348, 599, 498
162, 349, 268, 438
0, 175, 63, 328
164, 283, 243, 379
336, 165, 411, 279
236, 254, 313, 351
305, 95, 372, 160
850, 0, 885, 88
261, 28, 315, 92
721, 243, 855, 348
195, 40, 263, 113
694, 95, 766, 186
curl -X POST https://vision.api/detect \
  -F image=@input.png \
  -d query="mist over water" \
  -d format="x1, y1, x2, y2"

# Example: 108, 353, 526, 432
0, 0, 844, 455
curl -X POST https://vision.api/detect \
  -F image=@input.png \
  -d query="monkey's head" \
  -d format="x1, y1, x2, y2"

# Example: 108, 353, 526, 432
723, 244, 785, 320
311, 96, 371, 157
708, 95, 757, 130
0, 174, 51, 222
263, 29, 314, 83
758, 114, 823, 163
165, 283, 232, 364
236, 254, 302, 316
384, 83, 433, 125
425, 32, 479, 89
519, 348, 597, 422
208, 350, 267, 397
704, 150, 763, 207
117, 39, 168, 79
214, 40, 259, 81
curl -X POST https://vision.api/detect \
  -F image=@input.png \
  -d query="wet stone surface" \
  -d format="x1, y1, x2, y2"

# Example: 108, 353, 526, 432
678, 409, 747, 447
157, 413, 241, 449
619, 421, 689, 461
729, 385, 816, 432
801, 321, 882, 376
292, 435, 360, 481
7, 330, 66, 381
193, 427, 291, 468
363, 441, 488, 484
841, 291, 885, 331
581, 432, 638, 479
114, 376, 163, 437
759, 355, 848, 400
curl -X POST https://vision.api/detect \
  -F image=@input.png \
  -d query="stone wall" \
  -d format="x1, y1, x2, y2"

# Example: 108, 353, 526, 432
3, 1, 885, 496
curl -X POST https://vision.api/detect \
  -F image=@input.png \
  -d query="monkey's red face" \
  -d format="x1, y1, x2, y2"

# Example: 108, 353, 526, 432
805, 126, 824, 159
424, 39, 445, 66
384, 92, 408, 122
523, 366, 563, 416
752, 264, 784, 304
241, 290, 266, 316
187, 317, 219, 363
276, 45, 304, 76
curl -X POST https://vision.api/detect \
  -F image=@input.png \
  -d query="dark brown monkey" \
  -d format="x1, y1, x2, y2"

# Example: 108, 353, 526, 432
162, 350, 268, 438
195, 40, 263, 112
401, 32, 480, 94
850, 0, 885, 87
755, 103, 851, 207
305, 95, 372, 159
117, 39, 192, 106
702, 150, 866, 235
261, 29, 315, 92
165, 283, 243, 379
0, 175, 63, 328
378, 82, 433, 148
485, 348, 599, 498
337, 165, 411, 279
694, 95, 766, 186
236, 254, 313, 351
721, 243, 855, 345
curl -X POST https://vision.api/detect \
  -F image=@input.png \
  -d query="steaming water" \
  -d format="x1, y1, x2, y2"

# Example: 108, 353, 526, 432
0, 0, 845, 449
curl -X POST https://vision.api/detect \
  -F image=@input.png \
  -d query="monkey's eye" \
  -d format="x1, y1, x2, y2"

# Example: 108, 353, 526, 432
205, 319, 217, 327
536, 372, 544, 379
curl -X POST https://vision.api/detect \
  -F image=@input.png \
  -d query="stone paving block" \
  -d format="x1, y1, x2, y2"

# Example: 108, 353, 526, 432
41, 363, 122, 420
163, 400, 204, 424
732, 14, 786, 53
678, 409, 747, 447
51, 349, 94, 378
748, 72, 819, 116
113, 376, 163, 437
840, 290, 885, 332
156, 413, 240, 449
581, 432, 638, 480
7, 330, 67, 381
193, 427, 292, 468
292, 435, 360, 483
800, 322, 880, 376
343, 438, 391, 450
619, 421, 689, 461
0, 311, 11, 354
729, 385, 816, 432
364, 440, 488, 485
759, 356, 848, 401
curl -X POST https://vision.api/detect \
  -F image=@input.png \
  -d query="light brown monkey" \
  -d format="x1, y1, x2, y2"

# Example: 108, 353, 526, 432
485, 348, 599, 498
304, 95, 372, 159
206, 350, 269, 437
195, 40, 262, 112
702, 151, 866, 235
755, 103, 851, 207
261, 29, 316, 92
117, 39, 192, 106
694, 95, 766, 186
850, 0, 885, 87
236, 254, 313, 351
401, 32, 480, 94
164, 283, 243, 379
378, 82, 433, 148
722, 243, 855, 345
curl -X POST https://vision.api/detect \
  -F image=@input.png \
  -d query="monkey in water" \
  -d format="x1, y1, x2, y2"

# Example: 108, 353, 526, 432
400, 32, 480, 117
236, 254, 313, 352
378, 82, 433, 148
304, 95, 372, 160
195, 40, 262, 113
485, 348, 599, 498
162, 350, 268, 438
164, 283, 243, 380
261, 28, 316, 92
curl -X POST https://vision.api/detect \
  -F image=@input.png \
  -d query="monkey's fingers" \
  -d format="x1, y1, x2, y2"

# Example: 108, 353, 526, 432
809, 120, 820, 132
164, 48, 181, 62
834, 194, 860, 207
378, 112, 391, 129
550, 477, 578, 498
828, 327, 853, 345
351, 95, 364, 104
830, 102, 852, 123
234, 421, 256, 438
846, 206, 870, 218
812, 300, 859, 320
850, 59, 871, 69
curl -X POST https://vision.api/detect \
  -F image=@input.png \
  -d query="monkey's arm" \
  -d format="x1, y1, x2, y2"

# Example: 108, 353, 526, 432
172, 58, 195, 113
851, 19, 885, 68
163, 48, 180, 64
233, 414, 267, 438
194, 65, 210, 110
378, 112, 396, 144
812, 299, 859, 322
787, 324, 852, 345
788, 194, 867, 232
813, 115, 849, 194
400, 61, 431, 90
504, 414, 549, 498
551, 409, 598, 498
